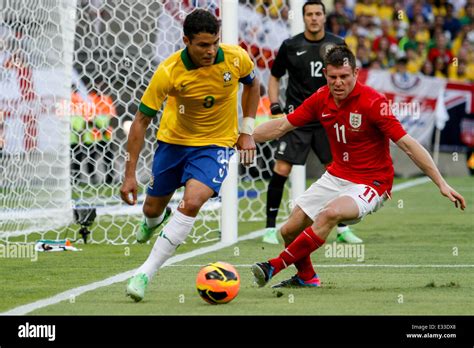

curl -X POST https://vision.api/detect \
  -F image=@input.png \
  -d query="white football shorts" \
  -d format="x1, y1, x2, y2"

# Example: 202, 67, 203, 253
295, 171, 387, 225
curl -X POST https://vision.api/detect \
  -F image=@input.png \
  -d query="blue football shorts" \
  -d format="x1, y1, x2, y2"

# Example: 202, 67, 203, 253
147, 141, 235, 198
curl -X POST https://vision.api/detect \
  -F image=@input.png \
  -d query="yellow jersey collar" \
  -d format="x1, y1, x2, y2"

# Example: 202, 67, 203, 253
181, 46, 224, 70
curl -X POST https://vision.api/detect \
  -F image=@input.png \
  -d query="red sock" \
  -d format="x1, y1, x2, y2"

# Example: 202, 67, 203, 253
284, 241, 316, 281
296, 255, 316, 281
269, 226, 325, 276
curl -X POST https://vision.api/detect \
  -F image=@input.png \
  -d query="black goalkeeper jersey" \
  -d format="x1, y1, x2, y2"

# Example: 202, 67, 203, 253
271, 32, 345, 126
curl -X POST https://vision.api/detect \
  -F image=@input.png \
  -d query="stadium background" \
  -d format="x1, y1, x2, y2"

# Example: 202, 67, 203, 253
0, 0, 473, 319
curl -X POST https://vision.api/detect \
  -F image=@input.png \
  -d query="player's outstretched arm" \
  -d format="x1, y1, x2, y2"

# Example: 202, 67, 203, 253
396, 134, 466, 210
237, 77, 260, 166
120, 110, 153, 205
253, 116, 296, 143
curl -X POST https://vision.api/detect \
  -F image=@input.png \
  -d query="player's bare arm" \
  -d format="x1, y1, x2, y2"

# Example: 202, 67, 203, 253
237, 76, 259, 166
267, 75, 281, 104
253, 117, 296, 143
396, 134, 466, 210
268, 75, 280, 104
268, 74, 286, 119
120, 110, 153, 205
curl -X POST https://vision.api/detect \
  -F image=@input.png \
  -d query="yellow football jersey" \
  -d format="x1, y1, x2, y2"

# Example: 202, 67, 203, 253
140, 43, 255, 147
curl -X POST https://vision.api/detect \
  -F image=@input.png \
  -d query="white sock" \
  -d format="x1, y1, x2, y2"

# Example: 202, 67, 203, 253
136, 210, 196, 280
145, 209, 166, 228
337, 225, 349, 234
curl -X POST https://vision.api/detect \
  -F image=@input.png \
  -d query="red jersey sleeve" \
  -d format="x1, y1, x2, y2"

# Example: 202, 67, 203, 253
370, 97, 407, 142
287, 91, 321, 127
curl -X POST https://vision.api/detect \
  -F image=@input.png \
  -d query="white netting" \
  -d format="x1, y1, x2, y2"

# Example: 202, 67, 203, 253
238, 0, 292, 223
0, 0, 76, 239
0, 0, 293, 244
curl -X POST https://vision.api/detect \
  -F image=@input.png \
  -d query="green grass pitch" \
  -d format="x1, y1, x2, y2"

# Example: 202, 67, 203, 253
0, 177, 473, 315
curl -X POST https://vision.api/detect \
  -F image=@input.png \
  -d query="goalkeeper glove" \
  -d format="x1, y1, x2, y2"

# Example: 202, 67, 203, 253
270, 103, 285, 119
270, 103, 283, 115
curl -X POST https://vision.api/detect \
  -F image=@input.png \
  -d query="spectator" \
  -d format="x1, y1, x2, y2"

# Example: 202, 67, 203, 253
413, 14, 431, 44
448, 45, 474, 82
449, 0, 466, 16
429, 15, 446, 40
354, 0, 378, 18
451, 22, 473, 55
344, 22, 359, 53
416, 40, 429, 61
433, 55, 448, 77
70, 78, 117, 185
406, 46, 424, 73
356, 43, 371, 68
428, 33, 454, 65
391, 55, 409, 75
393, 1, 410, 27
391, 9, 409, 40
368, 57, 383, 69
327, 15, 345, 37
366, 18, 382, 41
407, 0, 433, 22
378, 0, 395, 22
327, 0, 352, 36
443, 3, 462, 39
373, 36, 397, 67
429, 25, 449, 47
431, 0, 448, 17
373, 19, 398, 51
420, 59, 435, 76
341, 0, 355, 20
448, 59, 471, 82
460, 1, 474, 25
399, 24, 418, 51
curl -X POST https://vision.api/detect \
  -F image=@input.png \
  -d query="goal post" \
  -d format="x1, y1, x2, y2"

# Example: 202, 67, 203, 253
220, 0, 239, 245
288, 0, 306, 203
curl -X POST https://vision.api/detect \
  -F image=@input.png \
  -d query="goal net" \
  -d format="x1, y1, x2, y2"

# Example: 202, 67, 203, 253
0, 0, 293, 244
0, 0, 76, 239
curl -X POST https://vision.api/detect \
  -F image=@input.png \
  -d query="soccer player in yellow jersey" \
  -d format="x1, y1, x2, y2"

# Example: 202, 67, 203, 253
121, 9, 260, 302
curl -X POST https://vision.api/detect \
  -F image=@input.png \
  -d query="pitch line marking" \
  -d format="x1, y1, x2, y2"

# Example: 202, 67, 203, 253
166, 264, 474, 268
0, 177, 440, 315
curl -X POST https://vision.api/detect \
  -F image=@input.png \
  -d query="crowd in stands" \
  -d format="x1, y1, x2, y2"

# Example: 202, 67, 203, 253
240, 0, 474, 82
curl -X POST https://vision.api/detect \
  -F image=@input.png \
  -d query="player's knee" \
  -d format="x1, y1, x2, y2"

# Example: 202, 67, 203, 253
179, 197, 205, 216
273, 161, 292, 177
318, 207, 343, 225
280, 224, 299, 242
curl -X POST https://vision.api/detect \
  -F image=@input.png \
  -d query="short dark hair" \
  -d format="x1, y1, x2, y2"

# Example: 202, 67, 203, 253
324, 45, 356, 70
303, 1, 326, 15
183, 9, 220, 41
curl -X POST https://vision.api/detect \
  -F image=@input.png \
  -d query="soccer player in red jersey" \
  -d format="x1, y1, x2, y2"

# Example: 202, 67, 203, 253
251, 45, 466, 289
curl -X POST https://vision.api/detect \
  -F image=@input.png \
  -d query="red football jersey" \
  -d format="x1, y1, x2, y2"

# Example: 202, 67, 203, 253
287, 81, 407, 195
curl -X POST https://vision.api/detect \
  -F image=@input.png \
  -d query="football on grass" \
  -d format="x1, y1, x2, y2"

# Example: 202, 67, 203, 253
196, 261, 240, 304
